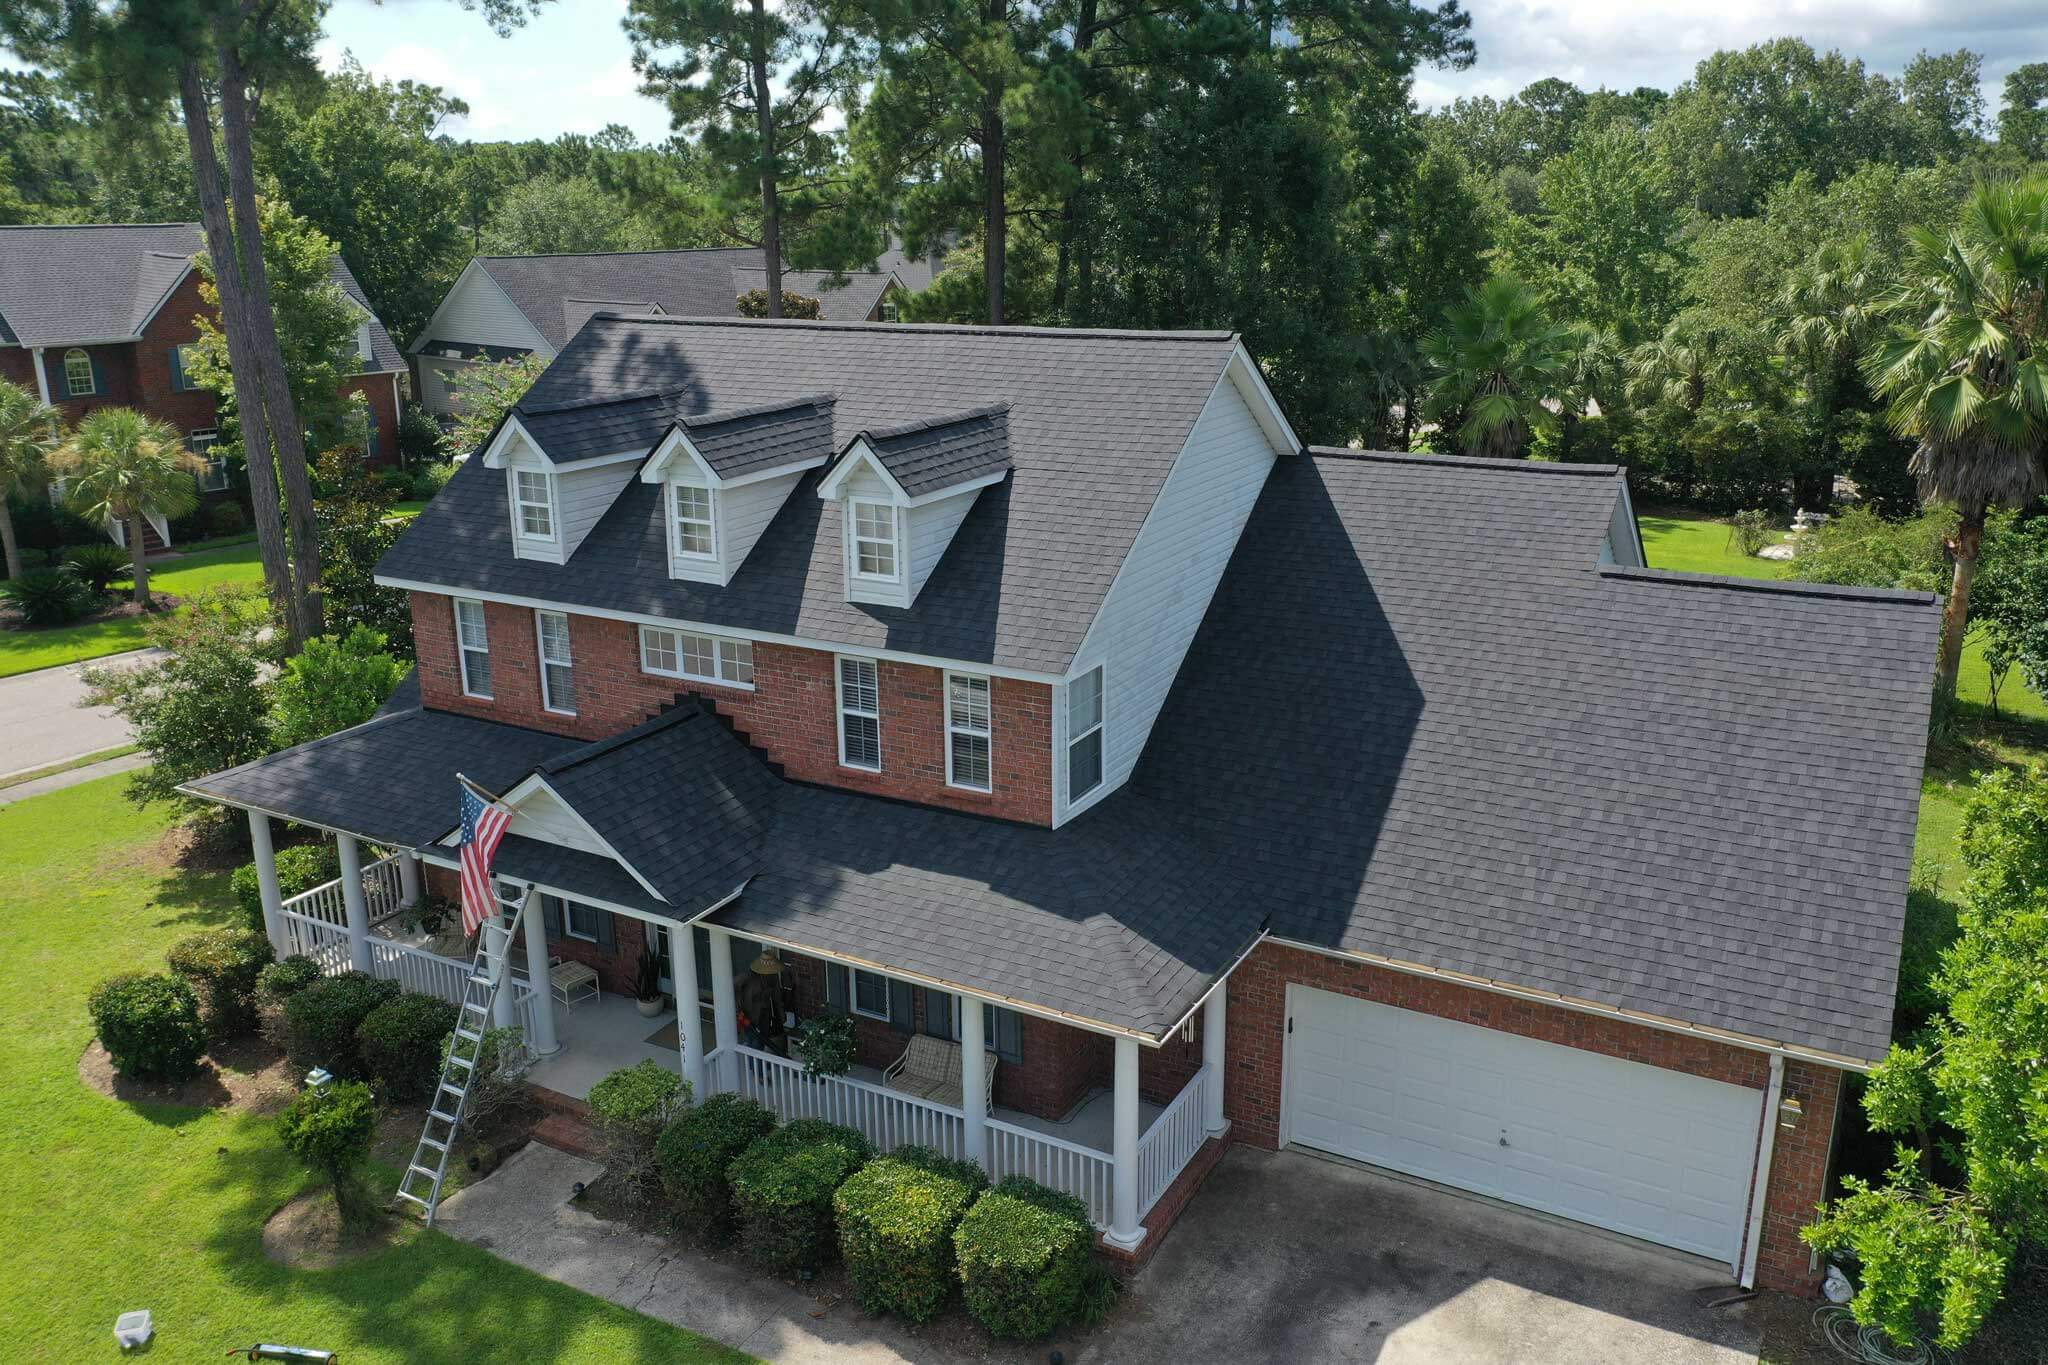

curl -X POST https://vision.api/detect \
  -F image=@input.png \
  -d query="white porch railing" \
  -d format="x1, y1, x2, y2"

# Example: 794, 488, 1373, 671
280, 852, 405, 927
988, 1118, 1115, 1228
1135, 1063, 1215, 1217
732, 1044, 969, 1160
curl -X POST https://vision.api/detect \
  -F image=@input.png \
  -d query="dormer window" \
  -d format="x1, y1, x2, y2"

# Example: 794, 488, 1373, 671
514, 470, 555, 540
851, 499, 900, 581
670, 482, 717, 559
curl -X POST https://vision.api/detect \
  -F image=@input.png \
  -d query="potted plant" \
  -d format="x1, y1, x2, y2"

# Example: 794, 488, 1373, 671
633, 947, 665, 1018
790, 1010, 857, 1077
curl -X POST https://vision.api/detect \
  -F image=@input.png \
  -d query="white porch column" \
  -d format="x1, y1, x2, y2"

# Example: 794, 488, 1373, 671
31, 347, 51, 406
336, 833, 372, 973
670, 919, 707, 1101
246, 810, 286, 953
398, 853, 423, 908
708, 927, 739, 1093
522, 893, 560, 1056
1106, 1034, 1146, 1250
1202, 986, 1228, 1136
959, 994, 988, 1168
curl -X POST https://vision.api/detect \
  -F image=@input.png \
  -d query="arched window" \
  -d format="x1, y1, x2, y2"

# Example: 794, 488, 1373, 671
62, 348, 94, 397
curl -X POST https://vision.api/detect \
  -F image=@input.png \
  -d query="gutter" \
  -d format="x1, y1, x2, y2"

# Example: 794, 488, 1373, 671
1740, 1054, 1786, 1288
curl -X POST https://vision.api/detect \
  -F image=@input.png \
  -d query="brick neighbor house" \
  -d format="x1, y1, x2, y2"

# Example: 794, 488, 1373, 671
0, 223, 406, 551
185, 316, 1938, 1294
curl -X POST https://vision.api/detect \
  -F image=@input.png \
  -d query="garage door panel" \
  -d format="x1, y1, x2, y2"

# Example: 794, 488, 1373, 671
1285, 988, 1761, 1263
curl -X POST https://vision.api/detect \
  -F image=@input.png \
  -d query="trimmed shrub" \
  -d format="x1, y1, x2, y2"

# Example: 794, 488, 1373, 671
231, 843, 340, 934
282, 970, 399, 1079
728, 1118, 872, 1273
398, 404, 444, 466
954, 1177, 1096, 1339
836, 1145, 988, 1321
64, 542, 130, 592
656, 1093, 778, 1236
377, 467, 413, 499
165, 928, 275, 1039
278, 1078, 380, 1231
410, 460, 456, 501
257, 955, 322, 1004
588, 1060, 687, 1191
205, 501, 247, 537
89, 972, 208, 1081
0, 565, 97, 625
358, 992, 459, 1101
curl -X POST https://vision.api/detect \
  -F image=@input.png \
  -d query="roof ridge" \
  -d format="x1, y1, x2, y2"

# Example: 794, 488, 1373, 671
518, 386, 679, 416
679, 393, 838, 428
1597, 565, 1942, 606
581, 314, 1239, 343
480, 247, 758, 262
859, 402, 1010, 444
540, 702, 703, 775
1308, 447, 1624, 477
0, 221, 201, 231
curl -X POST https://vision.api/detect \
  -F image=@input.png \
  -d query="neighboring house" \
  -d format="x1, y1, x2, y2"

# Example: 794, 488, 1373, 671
0, 223, 406, 551
185, 317, 1939, 1297
410, 247, 912, 418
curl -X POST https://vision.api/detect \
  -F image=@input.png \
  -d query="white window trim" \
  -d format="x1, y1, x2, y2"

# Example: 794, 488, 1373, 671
944, 670, 993, 793
191, 429, 227, 491
1067, 664, 1106, 803
536, 609, 576, 715
638, 624, 756, 691
850, 968, 891, 1021
848, 498, 902, 584
565, 901, 602, 943
836, 654, 882, 772
173, 344, 201, 393
63, 348, 94, 397
454, 598, 492, 700
513, 468, 557, 542
669, 480, 718, 562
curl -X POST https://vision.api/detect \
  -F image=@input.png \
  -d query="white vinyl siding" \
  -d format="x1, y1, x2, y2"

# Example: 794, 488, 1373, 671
454, 599, 492, 698
837, 656, 882, 771
639, 625, 754, 688
515, 469, 554, 539
536, 610, 575, 714
671, 483, 716, 558
906, 488, 978, 600
503, 785, 610, 854
946, 672, 993, 792
414, 260, 552, 362
555, 461, 636, 558
1056, 374, 1280, 823
418, 357, 473, 416
1066, 666, 1103, 802
716, 470, 800, 578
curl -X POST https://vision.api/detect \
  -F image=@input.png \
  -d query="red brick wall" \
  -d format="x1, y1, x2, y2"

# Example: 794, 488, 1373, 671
1222, 940, 1836, 1293
412, 590, 1055, 824
423, 861, 647, 997
344, 371, 403, 469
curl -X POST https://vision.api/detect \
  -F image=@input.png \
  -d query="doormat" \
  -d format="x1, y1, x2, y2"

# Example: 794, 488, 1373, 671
644, 1021, 680, 1051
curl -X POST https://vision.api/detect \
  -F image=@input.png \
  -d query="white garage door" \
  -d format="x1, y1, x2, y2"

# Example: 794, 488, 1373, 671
1284, 987, 1762, 1263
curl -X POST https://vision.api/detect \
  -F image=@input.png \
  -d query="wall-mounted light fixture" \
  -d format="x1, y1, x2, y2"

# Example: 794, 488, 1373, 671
1778, 1094, 1804, 1130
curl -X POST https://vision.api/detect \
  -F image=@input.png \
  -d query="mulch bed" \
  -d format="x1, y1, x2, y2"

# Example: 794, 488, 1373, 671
0, 591, 181, 634
262, 1189, 403, 1270
78, 1034, 297, 1114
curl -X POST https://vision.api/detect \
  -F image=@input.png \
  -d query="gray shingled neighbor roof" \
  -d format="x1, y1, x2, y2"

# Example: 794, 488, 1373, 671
853, 404, 1012, 499
1130, 449, 1942, 1063
733, 266, 896, 322
679, 395, 837, 479
328, 254, 405, 374
378, 317, 1247, 675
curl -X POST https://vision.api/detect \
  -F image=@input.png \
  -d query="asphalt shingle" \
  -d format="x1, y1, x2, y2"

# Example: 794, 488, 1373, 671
855, 404, 1012, 499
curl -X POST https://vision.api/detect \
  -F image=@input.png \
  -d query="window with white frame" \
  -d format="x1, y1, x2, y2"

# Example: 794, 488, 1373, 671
837, 656, 881, 770
170, 344, 202, 393
850, 499, 898, 579
1067, 665, 1104, 802
537, 610, 576, 714
63, 348, 94, 397
190, 429, 228, 491
639, 625, 754, 687
670, 482, 716, 558
454, 599, 492, 698
514, 469, 554, 539
850, 969, 891, 1020
566, 902, 603, 941
879, 301, 900, 322
946, 673, 992, 791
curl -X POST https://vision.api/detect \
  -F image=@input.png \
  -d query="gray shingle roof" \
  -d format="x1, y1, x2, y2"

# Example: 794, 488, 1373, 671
854, 404, 1011, 499
473, 249, 760, 350
329, 255, 405, 375
491, 835, 671, 916
519, 390, 680, 464
1130, 449, 1942, 1063
733, 267, 896, 322
0, 223, 205, 345
379, 317, 1243, 675
678, 395, 837, 479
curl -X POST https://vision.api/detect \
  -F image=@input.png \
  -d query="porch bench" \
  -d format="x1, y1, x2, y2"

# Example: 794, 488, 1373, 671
883, 1034, 997, 1113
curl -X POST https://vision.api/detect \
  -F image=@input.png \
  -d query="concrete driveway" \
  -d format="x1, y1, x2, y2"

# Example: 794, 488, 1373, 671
1063, 1146, 1760, 1365
0, 647, 158, 778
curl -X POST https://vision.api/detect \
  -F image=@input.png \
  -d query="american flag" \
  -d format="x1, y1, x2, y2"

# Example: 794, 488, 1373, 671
457, 776, 513, 938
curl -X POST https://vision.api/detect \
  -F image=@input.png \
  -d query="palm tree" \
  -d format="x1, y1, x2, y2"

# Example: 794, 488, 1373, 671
52, 409, 203, 608
1865, 178, 2048, 698
1778, 235, 1885, 509
0, 379, 58, 582
1422, 275, 1575, 459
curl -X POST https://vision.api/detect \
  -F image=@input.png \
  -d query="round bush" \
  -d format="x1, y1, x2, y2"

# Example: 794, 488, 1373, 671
278, 1079, 379, 1231
205, 500, 247, 536
0, 565, 97, 625
728, 1118, 872, 1273
954, 1177, 1096, 1339
656, 1093, 778, 1235
165, 928, 275, 1039
282, 970, 400, 1079
357, 992, 459, 1100
589, 1060, 687, 1191
836, 1145, 988, 1321
89, 972, 208, 1081
257, 955, 322, 1004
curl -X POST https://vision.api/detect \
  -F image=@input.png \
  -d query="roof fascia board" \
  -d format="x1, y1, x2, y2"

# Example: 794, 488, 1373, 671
1617, 475, 1648, 567
904, 469, 1008, 508
417, 849, 731, 923
1224, 342, 1303, 456
816, 439, 909, 503
127, 257, 199, 340
496, 771, 673, 906
371, 572, 1069, 683
480, 412, 548, 469
640, 426, 720, 485
169, 783, 438, 849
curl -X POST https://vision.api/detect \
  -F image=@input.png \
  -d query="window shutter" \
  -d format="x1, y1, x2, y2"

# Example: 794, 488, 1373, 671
89, 352, 106, 396
541, 895, 562, 942
922, 989, 955, 1041
987, 1005, 1024, 1063
888, 979, 915, 1034
168, 347, 185, 392
826, 963, 849, 1012
596, 911, 617, 951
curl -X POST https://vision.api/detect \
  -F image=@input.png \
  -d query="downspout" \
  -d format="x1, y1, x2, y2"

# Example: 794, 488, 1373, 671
1739, 1053, 1785, 1289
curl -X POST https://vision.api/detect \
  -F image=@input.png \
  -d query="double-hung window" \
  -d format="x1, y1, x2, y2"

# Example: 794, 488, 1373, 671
537, 610, 576, 714
837, 656, 881, 770
671, 482, 716, 559
639, 625, 755, 687
1067, 665, 1104, 802
946, 673, 992, 792
514, 469, 554, 540
566, 901, 604, 942
850, 499, 898, 580
170, 344, 201, 393
63, 348, 94, 397
190, 429, 228, 491
454, 599, 492, 698
850, 969, 892, 1021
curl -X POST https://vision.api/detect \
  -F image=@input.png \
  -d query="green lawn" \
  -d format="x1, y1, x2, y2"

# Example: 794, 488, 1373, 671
0, 541, 269, 677
0, 773, 753, 1363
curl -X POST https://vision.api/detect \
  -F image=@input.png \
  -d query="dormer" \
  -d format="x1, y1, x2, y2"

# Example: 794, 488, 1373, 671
639, 395, 837, 586
816, 405, 1012, 608
481, 391, 679, 564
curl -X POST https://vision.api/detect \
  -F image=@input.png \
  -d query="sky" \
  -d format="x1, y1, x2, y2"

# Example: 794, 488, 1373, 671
317, 0, 2048, 145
